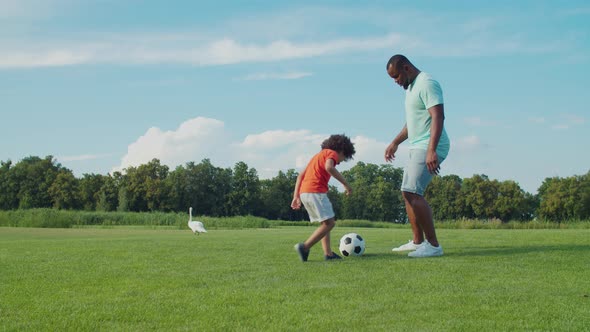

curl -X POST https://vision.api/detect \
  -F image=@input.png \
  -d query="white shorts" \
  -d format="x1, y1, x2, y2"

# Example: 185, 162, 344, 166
300, 193, 335, 223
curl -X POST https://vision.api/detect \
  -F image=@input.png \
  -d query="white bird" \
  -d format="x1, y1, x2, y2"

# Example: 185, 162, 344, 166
188, 207, 207, 235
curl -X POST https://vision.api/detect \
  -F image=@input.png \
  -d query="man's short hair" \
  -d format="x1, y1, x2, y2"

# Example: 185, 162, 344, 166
387, 54, 410, 70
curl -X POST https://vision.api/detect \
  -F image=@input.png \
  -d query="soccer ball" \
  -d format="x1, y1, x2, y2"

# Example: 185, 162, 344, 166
339, 233, 366, 257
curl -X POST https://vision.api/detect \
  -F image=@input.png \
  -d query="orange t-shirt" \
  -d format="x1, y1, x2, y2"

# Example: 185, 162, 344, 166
299, 149, 340, 193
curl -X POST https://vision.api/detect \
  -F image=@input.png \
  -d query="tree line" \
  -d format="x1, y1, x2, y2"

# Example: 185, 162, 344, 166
1, 156, 589, 222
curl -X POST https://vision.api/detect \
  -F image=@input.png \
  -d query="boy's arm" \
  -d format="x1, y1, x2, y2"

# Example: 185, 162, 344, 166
291, 171, 305, 209
325, 159, 352, 195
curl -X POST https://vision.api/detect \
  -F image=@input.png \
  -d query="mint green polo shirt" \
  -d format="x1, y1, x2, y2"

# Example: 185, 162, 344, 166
405, 72, 450, 158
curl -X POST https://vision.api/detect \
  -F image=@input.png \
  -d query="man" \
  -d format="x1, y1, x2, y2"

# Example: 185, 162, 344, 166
384, 54, 450, 258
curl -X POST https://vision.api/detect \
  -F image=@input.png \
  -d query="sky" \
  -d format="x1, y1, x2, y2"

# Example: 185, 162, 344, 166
1, 0, 589, 194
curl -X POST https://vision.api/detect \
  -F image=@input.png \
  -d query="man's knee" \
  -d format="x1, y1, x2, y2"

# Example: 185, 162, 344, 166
402, 191, 423, 206
402, 190, 416, 201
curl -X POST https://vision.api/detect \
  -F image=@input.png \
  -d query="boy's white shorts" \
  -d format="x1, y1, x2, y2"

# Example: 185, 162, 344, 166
300, 193, 335, 222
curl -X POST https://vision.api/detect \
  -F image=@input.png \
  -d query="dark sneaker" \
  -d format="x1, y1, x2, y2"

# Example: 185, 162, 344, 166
294, 243, 310, 262
325, 252, 342, 260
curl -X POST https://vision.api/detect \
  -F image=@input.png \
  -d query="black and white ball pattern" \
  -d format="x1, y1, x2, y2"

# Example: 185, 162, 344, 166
339, 233, 366, 257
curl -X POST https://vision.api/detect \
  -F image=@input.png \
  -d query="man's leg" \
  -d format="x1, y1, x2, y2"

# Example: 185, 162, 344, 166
404, 198, 424, 244
403, 191, 439, 247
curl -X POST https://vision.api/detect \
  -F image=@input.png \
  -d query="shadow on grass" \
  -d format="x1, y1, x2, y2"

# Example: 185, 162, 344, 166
357, 252, 405, 260
346, 245, 590, 260
295, 245, 590, 262
449, 244, 590, 257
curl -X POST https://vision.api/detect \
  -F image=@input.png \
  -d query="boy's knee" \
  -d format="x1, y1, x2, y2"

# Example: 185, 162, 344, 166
322, 218, 336, 228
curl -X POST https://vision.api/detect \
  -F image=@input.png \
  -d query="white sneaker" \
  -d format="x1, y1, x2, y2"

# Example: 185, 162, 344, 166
392, 240, 423, 252
408, 241, 443, 258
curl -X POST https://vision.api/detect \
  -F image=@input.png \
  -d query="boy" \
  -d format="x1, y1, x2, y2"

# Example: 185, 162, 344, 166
291, 134, 355, 261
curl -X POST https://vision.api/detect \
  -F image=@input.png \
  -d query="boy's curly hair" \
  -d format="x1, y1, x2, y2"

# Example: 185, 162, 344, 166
321, 134, 356, 161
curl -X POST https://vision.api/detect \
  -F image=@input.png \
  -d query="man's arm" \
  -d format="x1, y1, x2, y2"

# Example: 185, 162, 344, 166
385, 124, 408, 162
427, 104, 445, 174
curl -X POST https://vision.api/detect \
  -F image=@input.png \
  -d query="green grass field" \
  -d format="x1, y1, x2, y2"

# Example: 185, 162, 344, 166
1, 226, 589, 331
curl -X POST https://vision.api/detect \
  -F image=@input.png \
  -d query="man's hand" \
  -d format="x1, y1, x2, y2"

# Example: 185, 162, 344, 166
426, 149, 441, 175
385, 142, 399, 163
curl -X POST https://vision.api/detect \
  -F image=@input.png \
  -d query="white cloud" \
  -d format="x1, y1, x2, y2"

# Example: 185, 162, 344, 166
0, 21, 567, 69
559, 7, 590, 17
238, 129, 322, 150
464, 117, 497, 127
113, 117, 404, 180
113, 119, 325, 177
547, 114, 585, 131
109, 118, 554, 194
564, 114, 585, 125
0, 50, 91, 68
528, 117, 545, 124
453, 135, 483, 151
1, 4, 577, 70
231, 131, 405, 176
113, 117, 230, 173
236, 71, 312, 81
0, 0, 63, 19
349, 135, 408, 167
234, 130, 325, 177
552, 124, 569, 130
57, 153, 113, 162
0, 34, 403, 68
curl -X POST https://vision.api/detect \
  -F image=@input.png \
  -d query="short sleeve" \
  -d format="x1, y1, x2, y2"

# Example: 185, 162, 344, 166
325, 149, 340, 165
421, 78, 444, 109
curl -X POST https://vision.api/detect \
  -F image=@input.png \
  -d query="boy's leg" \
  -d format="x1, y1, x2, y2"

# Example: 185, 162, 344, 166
304, 218, 335, 256
320, 221, 333, 256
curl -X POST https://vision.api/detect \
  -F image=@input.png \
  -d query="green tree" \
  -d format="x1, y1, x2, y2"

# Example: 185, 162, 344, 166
9, 156, 63, 209
96, 172, 122, 212
48, 170, 80, 209
0, 160, 18, 210
259, 170, 304, 220
117, 186, 129, 212
580, 171, 590, 219
426, 174, 463, 221
493, 180, 528, 221
459, 175, 533, 221
341, 162, 404, 222
227, 161, 260, 216
79, 174, 106, 210
373, 164, 405, 222
341, 162, 376, 220
143, 161, 170, 212
123, 159, 169, 211
461, 175, 498, 219
168, 159, 232, 216
538, 174, 589, 221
